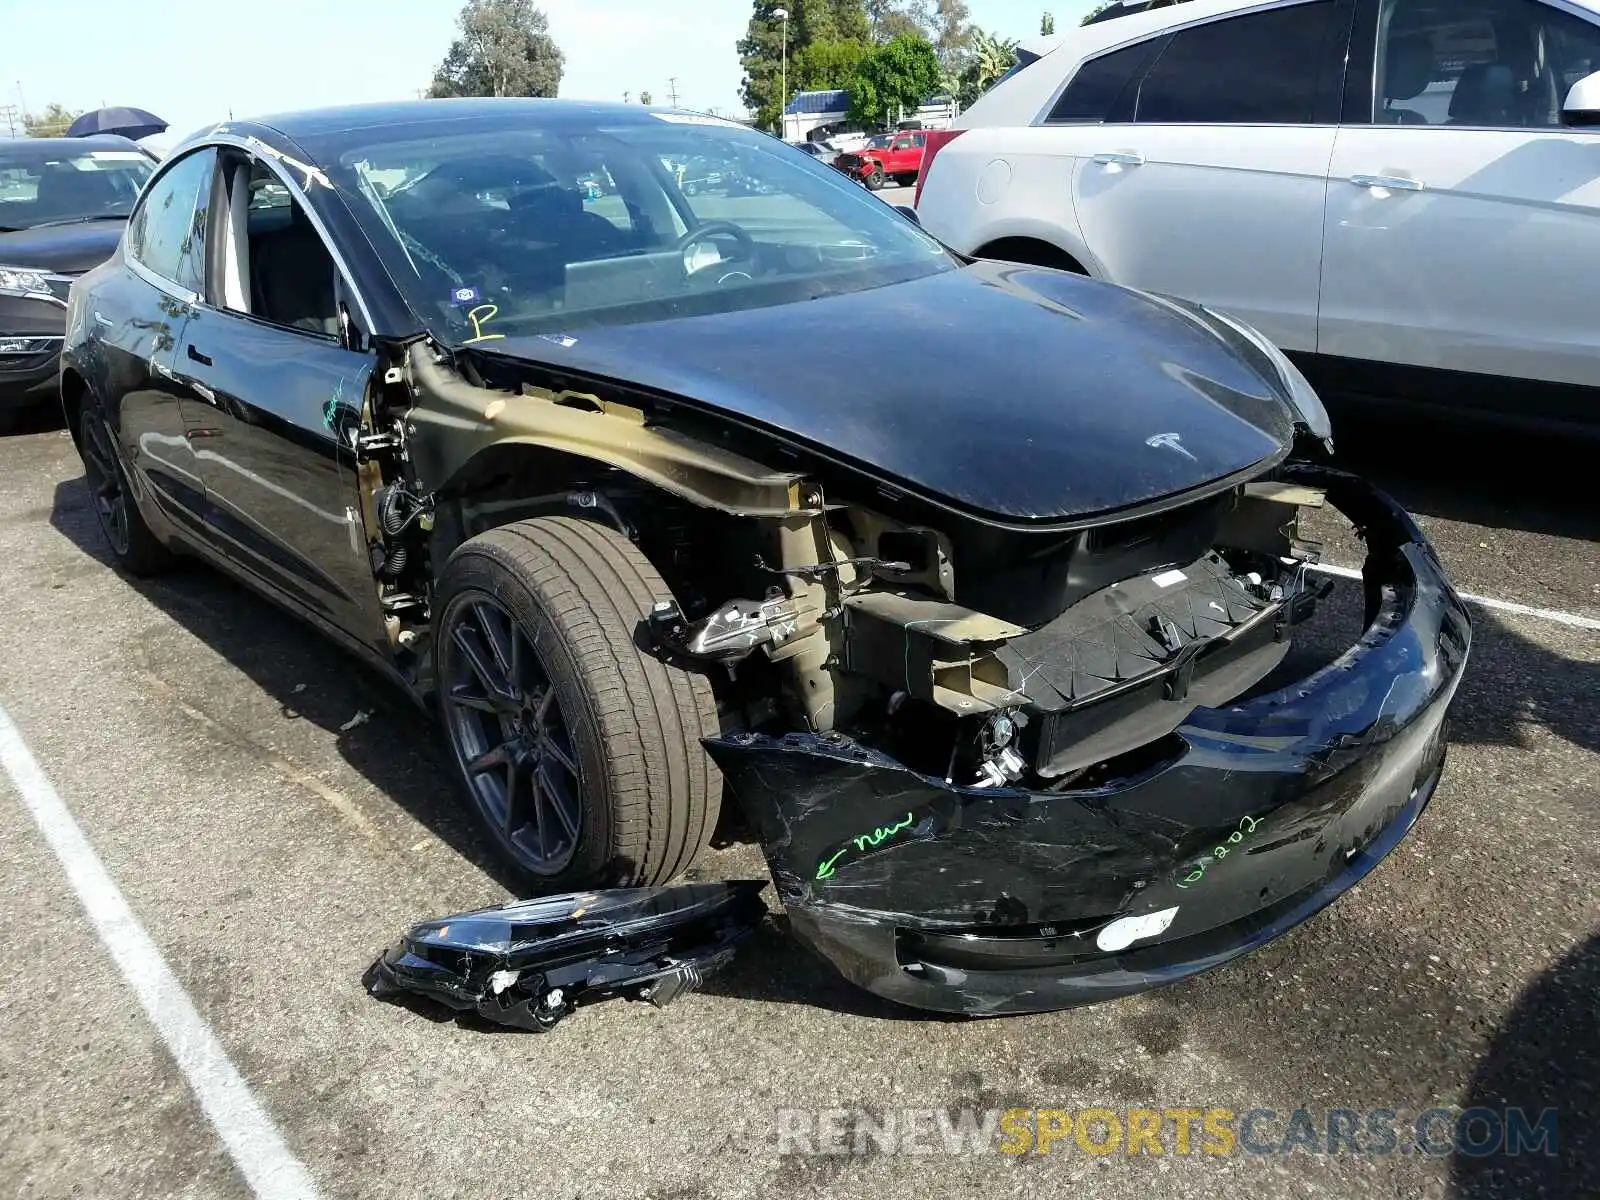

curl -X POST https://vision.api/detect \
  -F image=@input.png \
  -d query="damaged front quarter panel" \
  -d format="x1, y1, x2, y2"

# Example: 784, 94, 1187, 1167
401, 343, 806, 518
705, 468, 1471, 1016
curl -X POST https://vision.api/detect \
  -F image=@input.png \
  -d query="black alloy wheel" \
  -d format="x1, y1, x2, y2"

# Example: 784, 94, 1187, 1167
80, 405, 131, 557
440, 593, 584, 875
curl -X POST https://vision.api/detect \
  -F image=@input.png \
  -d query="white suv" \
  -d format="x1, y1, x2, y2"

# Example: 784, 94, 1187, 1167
915, 0, 1600, 432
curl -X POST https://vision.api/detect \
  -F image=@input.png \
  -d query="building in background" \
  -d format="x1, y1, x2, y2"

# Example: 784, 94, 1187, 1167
780, 89, 958, 143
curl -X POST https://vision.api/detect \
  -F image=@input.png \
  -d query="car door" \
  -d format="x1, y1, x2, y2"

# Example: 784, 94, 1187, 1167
96, 146, 219, 544
172, 152, 389, 653
888, 133, 922, 177
1318, 0, 1600, 421
1065, 0, 1354, 352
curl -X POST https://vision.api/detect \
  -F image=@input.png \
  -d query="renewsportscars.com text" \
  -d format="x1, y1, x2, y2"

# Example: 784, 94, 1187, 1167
773, 1106, 1558, 1158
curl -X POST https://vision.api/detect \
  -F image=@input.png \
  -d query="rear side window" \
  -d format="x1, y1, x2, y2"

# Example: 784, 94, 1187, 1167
126, 148, 216, 292
1047, 38, 1168, 121
1131, 1, 1338, 124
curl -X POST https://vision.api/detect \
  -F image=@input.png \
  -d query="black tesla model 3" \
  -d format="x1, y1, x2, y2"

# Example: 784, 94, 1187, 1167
60, 100, 1469, 1015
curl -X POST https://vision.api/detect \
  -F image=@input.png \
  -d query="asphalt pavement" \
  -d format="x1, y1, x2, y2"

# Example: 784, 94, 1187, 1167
0, 405, 1595, 1200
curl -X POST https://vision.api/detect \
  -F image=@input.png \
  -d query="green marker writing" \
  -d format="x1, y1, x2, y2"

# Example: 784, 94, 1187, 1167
815, 812, 917, 881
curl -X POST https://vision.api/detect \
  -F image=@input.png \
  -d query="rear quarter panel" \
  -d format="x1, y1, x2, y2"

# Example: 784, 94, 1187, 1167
915, 125, 1101, 272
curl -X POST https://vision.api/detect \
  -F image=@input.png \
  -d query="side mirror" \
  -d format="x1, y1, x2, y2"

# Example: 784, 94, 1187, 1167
1562, 69, 1600, 127
893, 205, 921, 226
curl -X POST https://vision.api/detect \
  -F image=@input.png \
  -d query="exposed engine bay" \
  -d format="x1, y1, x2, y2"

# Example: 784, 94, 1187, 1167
356, 342, 1340, 805
641, 480, 1333, 794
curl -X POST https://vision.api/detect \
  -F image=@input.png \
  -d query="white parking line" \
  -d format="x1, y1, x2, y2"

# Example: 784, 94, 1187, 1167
1310, 562, 1600, 633
0, 703, 321, 1200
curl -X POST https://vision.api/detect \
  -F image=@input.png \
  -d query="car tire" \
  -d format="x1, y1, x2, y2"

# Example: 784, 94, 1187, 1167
893, 173, 917, 187
864, 166, 885, 191
434, 516, 721, 890
78, 400, 173, 577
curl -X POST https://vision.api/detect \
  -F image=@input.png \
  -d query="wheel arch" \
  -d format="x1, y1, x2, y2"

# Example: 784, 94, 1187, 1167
59, 368, 88, 450
405, 345, 805, 547
971, 235, 1092, 276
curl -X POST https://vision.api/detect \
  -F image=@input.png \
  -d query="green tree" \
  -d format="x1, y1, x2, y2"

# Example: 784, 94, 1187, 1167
847, 34, 940, 125
957, 27, 1018, 106
793, 38, 870, 91
1081, 2, 1112, 23
933, 0, 972, 72
867, 0, 933, 41
25, 103, 80, 137
794, 0, 871, 46
428, 0, 564, 98
639, 90, 653, 104
741, 0, 873, 129
1041, 10, 1055, 34
737, 1, 791, 131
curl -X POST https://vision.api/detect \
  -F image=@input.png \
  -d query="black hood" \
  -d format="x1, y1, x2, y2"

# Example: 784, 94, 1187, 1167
483, 262, 1298, 523
0, 221, 126, 274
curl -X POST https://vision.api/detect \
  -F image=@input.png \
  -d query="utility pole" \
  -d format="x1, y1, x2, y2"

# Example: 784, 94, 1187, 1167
667, 77, 680, 107
0, 105, 18, 137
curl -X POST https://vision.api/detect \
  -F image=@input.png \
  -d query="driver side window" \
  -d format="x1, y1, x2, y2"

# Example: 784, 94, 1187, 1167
210, 155, 343, 337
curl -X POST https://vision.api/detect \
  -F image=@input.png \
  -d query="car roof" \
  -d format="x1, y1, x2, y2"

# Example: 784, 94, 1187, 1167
244, 98, 724, 143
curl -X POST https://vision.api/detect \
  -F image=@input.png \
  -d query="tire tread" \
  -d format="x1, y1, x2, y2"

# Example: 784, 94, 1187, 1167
443, 517, 720, 886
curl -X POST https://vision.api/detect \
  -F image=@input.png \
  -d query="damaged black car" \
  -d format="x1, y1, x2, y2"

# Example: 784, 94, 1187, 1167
62, 100, 1470, 1016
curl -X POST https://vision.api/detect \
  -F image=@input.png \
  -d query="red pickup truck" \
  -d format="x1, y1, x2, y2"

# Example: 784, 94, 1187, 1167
832, 131, 926, 191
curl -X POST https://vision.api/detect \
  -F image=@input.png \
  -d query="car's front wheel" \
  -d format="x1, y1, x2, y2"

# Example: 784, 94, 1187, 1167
78, 400, 172, 576
863, 166, 885, 191
434, 517, 721, 889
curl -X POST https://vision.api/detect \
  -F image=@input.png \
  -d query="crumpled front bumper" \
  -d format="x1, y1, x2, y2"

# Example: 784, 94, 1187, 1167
706, 467, 1471, 1015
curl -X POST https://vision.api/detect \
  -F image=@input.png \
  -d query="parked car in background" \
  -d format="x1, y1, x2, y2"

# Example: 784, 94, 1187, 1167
62, 99, 1469, 1016
0, 136, 155, 429
834, 131, 925, 189
916, 0, 1600, 435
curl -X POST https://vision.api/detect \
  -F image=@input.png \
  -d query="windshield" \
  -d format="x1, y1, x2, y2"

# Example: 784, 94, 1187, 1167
327, 116, 954, 342
0, 145, 153, 230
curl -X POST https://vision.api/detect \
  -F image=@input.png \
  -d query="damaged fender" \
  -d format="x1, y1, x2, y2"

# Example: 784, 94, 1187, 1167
705, 468, 1472, 1016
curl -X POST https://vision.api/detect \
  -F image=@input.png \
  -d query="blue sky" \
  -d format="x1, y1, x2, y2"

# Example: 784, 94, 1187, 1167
0, 0, 1094, 142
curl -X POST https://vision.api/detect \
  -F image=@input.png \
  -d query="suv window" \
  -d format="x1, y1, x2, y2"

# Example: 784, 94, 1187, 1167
1047, 38, 1169, 122
126, 148, 216, 292
1373, 0, 1600, 127
1130, 1, 1337, 124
